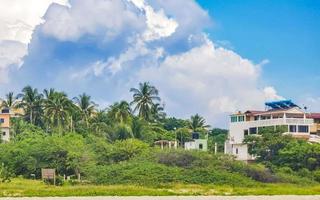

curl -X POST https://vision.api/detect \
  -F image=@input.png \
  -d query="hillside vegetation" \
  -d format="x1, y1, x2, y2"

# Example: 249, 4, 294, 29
0, 83, 320, 196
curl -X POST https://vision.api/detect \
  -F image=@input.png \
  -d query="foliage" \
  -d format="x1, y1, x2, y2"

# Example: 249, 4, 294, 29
130, 82, 161, 121
0, 163, 12, 183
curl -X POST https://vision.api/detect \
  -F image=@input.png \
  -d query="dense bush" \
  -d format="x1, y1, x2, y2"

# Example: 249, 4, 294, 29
1, 125, 318, 186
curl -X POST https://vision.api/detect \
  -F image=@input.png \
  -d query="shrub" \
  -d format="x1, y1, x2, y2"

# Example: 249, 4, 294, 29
157, 150, 197, 168
313, 170, 320, 182
0, 163, 12, 183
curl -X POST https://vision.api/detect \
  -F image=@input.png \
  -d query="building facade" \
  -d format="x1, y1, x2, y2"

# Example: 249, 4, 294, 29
0, 108, 11, 142
184, 132, 208, 151
225, 100, 320, 161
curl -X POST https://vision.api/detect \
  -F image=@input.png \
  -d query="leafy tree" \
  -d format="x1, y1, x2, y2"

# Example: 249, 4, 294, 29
188, 114, 210, 132
17, 86, 43, 125
244, 126, 294, 163
43, 91, 74, 135
162, 117, 188, 131
0, 92, 20, 111
130, 82, 160, 121
150, 103, 166, 122
73, 93, 97, 127
107, 101, 132, 124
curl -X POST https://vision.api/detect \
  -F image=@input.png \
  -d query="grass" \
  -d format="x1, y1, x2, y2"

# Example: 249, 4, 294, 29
1, 178, 320, 197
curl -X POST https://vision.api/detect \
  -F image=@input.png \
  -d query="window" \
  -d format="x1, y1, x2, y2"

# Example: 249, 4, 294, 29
238, 116, 245, 122
236, 148, 239, 154
298, 126, 309, 133
244, 130, 249, 136
249, 127, 257, 134
199, 144, 203, 150
1, 109, 9, 114
254, 116, 259, 121
231, 116, 238, 123
2, 132, 5, 136
289, 125, 297, 133
0, 118, 4, 123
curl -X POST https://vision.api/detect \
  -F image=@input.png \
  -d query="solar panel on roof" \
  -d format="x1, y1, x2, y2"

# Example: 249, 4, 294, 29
265, 100, 299, 110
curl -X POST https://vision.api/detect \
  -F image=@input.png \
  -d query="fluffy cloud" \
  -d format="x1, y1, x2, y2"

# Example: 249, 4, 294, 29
128, 0, 178, 41
41, 0, 145, 42
263, 86, 285, 101
1, 0, 284, 127
137, 39, 270, 126
0, 41, 27, 83
0, 0, 69, 83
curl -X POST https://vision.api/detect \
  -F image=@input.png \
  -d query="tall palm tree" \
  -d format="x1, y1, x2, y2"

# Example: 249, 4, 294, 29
188, 114, 210, 132
18, 86, 43, 125
0, 92, 20, 111
43, 91, 74, 135
108, 101, 132, 124
130, 82, 160, 121
73, 93, 97, 126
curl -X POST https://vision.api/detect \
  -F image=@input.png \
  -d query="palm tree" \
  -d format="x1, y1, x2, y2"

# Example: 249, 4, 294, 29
43, 91, 74, 135
18, 86, 43, 125
73, 93, 97, 126
0, 92, 20, 111
188, 114, 210, 132
130, 82, 160, 121
150, 103, 166, 122
108, 101, 132, 124
43, 88, 56, 99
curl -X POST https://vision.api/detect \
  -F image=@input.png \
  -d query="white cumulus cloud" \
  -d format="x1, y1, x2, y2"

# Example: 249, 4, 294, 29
0, 0, 69, 83
263, 86, 285, 101
137, 39, 271, 126
41, 0, 145, 42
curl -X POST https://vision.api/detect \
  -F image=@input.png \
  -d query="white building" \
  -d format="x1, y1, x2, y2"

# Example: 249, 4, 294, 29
225, 100, 320, 161
184, 132, 208, 151
185, 139, 208, 151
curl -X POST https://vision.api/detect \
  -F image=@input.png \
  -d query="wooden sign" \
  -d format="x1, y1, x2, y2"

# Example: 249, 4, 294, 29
41, 168, 56, 185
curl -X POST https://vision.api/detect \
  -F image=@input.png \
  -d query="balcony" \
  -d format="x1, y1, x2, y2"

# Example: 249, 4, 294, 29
233, 118, 314, 128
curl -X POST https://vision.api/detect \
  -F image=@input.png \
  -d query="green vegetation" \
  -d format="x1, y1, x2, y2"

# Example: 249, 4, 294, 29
1, 178, 320, 197
0, 83, 320, 196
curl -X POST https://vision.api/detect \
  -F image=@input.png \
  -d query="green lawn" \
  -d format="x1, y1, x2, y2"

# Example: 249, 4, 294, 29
1, 178, 320, 197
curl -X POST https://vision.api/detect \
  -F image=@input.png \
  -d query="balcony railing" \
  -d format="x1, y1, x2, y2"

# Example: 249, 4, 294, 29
232, 118, 314, 128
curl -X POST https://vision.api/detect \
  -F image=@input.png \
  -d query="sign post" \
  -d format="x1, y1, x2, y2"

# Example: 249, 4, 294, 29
41, 168, 56, 185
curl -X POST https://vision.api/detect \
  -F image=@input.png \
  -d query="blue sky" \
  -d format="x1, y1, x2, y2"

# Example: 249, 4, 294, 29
0, 0, 319, 127
198, 0, 320, 98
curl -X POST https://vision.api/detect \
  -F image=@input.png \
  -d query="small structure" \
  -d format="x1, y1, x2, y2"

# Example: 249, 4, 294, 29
184, 132, 208, 151
154, 140, 178, 149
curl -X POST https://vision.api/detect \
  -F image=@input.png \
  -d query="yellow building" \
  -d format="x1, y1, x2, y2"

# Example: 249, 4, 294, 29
0, 108, 11, 142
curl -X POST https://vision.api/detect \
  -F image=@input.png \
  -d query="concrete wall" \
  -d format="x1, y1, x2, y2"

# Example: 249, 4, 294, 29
185, 139, 208, 151
1, 127, 10, 142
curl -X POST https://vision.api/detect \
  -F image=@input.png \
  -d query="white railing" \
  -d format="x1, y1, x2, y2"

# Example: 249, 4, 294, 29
235, 118, 314, 128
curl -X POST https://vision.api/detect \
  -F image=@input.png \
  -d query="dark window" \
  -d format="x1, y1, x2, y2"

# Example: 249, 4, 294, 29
254, 116, 259, 121
289, 125, 297, 132
2, 132, 5, 136
192, 132, 200, 139
0, 118, 4, 123
1, 109, 9, 114
236, 148, 239, 154
249, 127, 257, 134
244, 130, 249, 136
298, 126, 309, 133
199, 144, 203, 150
